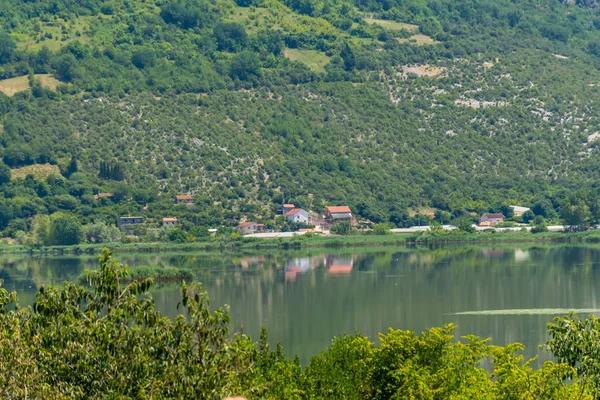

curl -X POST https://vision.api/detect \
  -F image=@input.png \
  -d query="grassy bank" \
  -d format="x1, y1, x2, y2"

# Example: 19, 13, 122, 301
7, 229, 600, 256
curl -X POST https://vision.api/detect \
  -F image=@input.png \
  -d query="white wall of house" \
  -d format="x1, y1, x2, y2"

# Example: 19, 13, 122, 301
286, 210, 309, 224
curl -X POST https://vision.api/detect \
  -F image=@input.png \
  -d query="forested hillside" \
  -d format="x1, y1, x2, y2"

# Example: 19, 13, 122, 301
2, 0, 600, 237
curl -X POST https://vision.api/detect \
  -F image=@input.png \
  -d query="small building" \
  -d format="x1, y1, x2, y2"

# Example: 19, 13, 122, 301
324, 206, 353, 224
479, 213, 505, 227
95, 192, 114, 200
237, 222, 265, 235
117, 216, 144, 230
174, 195, 194, 205
162, 217, 177, 227
509, 205, 531, 217
279, 204, 296, 214
285, 208, 309, 224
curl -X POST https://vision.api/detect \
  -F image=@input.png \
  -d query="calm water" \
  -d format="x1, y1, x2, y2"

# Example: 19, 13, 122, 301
3, 244, 600, 363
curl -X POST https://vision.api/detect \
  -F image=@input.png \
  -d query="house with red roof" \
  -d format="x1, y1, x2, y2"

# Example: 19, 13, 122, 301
174, 195, 194, 205
324, 206, 354, 224
285, 208, 309, 224
236, 221, 265, 235
162, 217, 177, 227
479, 213, 504, 227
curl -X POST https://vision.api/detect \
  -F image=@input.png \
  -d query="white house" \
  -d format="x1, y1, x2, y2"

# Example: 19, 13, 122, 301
509, 205, 531, 217
285, 208, 309, 224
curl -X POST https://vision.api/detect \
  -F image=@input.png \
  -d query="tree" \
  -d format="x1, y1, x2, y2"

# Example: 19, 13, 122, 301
0, 32, 15, 65
522, 210, 534, 223
0, 160, 11, 185
373, 223, 391, 235
560, 200, 591, 231
131, 49, 156, 69
531, 216, 548, 233
64, 154, 78, 178
213, 23, 248, 52
55, 53, 79, 82
330, 221, 352, 235
0, 202, 13, 229
546, 313, 600, 393
340, 43, 355, 71
31, 214, 51, 246
82, 222, 121, 243
49, 213, 82, 245
229, 51, 260, 80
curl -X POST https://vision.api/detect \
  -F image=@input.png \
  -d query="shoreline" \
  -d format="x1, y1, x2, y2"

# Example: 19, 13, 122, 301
3, 229, 600, 256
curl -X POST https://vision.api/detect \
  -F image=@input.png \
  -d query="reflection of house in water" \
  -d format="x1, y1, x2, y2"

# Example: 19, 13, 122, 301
514, 249, 530, 262
285, 257, 312, 282
239, 256, 266, 270
480, 248, 506, 258
326, 255, 355, 276
283, 254, 356, 281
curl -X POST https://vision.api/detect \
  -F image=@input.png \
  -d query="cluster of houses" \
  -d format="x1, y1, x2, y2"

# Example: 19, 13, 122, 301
116, 194, 195, 231
115, 191, 533, 235
236, 204, 355, 235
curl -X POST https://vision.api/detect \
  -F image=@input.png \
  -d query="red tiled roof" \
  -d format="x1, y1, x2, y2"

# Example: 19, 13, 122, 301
326, 206, 352, 213
282, 204, 295, 208
175, 195, 193, 201
97, 192, 113, 197
285, 208, 305, 216
328, 264, 353, 275
237, 222, 256, 228
162, 217, 177, 222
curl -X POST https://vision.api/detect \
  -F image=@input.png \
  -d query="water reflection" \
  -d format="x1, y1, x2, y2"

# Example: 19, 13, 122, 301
2, 245, 600, 364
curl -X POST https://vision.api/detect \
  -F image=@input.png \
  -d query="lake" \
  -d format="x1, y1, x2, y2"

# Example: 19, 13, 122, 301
3, 244, 600, 364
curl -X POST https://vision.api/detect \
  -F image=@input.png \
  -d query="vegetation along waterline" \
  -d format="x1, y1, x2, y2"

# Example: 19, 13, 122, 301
1, 248, 600, 398
5, 227, 600, 256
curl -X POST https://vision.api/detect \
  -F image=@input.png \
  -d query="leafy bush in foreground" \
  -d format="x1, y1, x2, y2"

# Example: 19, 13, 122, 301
0, 249, 594, 398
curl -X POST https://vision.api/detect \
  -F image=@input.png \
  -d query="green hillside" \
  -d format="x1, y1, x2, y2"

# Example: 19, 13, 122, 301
2, 0, 600, 240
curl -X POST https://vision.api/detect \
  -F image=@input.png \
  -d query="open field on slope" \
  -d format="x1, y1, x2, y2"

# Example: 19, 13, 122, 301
284, 48, 330, 72
364, 18, 419, 32
397, 34, 438, 45
0, 74, 60, 96
11, 164, 61, 180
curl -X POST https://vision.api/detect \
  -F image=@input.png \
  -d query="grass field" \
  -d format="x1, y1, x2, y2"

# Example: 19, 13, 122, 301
364, 18, 419, 32
14, 16, 94, 52
228, 6, 280, 33
284, 48, 330, 72
11, 164, 62, 180
398, 34, 439, 46
0, 74, 61, 96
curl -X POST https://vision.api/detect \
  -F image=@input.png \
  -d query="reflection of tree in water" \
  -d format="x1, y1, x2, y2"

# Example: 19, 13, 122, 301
0, 268, 36, 290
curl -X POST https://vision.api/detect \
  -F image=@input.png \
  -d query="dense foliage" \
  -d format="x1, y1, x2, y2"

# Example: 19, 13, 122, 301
3, 0, 600, 237
0, 249, 597, 398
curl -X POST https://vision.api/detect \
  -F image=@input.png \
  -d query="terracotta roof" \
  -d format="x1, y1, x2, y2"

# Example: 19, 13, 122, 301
481, 213, 504, 219
162, 217, 177, 222
97, 192, 113, 197
175, 195, 193, 201
328, 264, 353, 275
285, 208, 305, 216
237, 222, 256, 228
326, 206, 352, 213
282, 204, 295, 208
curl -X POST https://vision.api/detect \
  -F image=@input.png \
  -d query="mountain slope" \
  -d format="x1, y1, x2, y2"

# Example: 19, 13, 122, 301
1, 0, 600, 232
